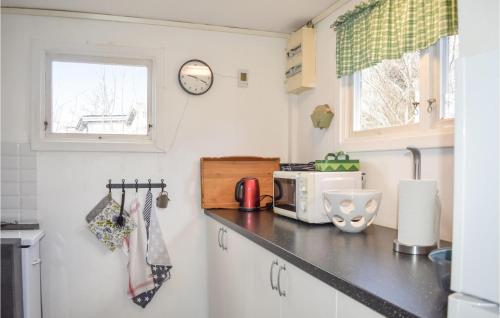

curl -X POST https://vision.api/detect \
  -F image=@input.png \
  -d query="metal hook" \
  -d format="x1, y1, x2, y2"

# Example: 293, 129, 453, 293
161, 178, 165, 192
148, 178, 152, 191
135, 179, 139, 193
122, 179, 126, 192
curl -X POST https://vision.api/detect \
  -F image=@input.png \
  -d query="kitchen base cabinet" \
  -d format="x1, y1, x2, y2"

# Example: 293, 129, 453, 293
337, 292, 384, 318
207, 219, 251, 318
280, 261, 337, 318
207, 217, 387, 318
247, 244, 281, 318
207, 219, 225, 318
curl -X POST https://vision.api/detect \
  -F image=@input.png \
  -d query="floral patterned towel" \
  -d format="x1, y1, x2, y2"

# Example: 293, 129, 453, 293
86, 195, 136, 251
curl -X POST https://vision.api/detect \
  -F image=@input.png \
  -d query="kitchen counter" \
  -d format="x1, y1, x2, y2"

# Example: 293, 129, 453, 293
205, 209, 450, 318
1, 229, 45, 246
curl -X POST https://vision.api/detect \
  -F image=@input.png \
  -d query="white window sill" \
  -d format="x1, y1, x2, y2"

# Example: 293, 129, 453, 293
338, 128, 454, 152
30, 138, 166, 153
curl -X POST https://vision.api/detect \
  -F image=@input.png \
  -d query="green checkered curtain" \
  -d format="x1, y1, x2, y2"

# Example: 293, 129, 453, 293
332, 0, 458, 78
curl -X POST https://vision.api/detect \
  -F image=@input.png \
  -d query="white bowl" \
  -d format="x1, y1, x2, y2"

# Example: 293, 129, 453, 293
323, 189, 382, 233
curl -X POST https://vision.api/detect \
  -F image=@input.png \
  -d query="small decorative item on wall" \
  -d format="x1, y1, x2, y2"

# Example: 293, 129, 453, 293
178, 59, 214, 95
310, 104, 334, 129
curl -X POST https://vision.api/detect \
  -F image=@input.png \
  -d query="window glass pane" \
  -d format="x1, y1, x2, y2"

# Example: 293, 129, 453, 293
441, 35, 459, 119
354, 52, 420, 131
51, 61, 149, 135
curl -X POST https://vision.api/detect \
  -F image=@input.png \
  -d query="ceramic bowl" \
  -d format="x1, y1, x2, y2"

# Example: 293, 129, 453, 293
323, 189, 382, 233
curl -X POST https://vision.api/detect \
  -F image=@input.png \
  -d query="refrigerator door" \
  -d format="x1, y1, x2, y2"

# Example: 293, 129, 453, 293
448, 294, 499, 318
451, 0, 499, 305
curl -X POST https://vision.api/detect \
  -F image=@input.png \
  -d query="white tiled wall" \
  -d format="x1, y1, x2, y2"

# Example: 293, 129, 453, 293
1, 143, 38, 223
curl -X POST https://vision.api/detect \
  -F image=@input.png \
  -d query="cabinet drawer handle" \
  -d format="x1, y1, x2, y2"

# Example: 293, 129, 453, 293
269, 260, 278, 290
277, 264, 286, 297
32, 258, 41, 265
217, 228, 223, 248
221, 228, 228, 251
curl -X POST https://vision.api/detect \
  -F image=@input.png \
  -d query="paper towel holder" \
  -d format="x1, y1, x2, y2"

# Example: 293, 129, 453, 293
393, 240, 437, 255
393, 146, 438, 255
406, 146, 421, 180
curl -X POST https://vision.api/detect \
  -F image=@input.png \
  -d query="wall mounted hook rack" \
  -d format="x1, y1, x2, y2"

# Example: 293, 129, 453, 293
106, 179, 166, 190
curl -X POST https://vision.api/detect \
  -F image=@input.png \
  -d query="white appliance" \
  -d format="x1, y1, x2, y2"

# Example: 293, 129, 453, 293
273, 171, 363, 223
449, 0, 499, 316
1, 230, 45, 318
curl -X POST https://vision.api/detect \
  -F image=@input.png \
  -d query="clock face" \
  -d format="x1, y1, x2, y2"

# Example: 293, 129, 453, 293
178, 59, 214, 95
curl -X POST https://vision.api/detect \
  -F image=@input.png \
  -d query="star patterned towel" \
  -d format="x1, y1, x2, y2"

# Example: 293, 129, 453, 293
131, 191, 172, 308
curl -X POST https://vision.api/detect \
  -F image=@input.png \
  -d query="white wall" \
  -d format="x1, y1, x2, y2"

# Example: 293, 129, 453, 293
290, 0, 454, 240
1, 13, 289, 318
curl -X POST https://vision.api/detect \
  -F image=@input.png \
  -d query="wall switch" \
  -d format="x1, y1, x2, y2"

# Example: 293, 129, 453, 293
238, 70, 248, 88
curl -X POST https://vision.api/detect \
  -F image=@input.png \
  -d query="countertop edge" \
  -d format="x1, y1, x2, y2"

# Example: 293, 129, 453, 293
205, 210, 419, 318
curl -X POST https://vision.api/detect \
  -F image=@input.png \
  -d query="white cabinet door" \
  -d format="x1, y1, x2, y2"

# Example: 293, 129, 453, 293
207, 219, 225, 318
207, 219, 252, 318
279, 261, 337, 318
247, 241, 281, 318
22, 241, 42, 318
337, 292, 384, 318
221, 227, 251, 318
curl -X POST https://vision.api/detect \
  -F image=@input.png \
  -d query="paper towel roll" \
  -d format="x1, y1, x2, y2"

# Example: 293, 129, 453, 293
397, 179, 441, 246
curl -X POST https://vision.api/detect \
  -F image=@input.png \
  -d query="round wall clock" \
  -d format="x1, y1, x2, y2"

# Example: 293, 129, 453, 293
178, 59, 214, 95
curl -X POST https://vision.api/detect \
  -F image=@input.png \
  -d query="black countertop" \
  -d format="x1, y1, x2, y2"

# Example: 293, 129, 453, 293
205, 209, 450, 318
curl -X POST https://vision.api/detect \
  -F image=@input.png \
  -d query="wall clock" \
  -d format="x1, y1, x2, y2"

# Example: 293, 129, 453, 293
178, 59, 214, 95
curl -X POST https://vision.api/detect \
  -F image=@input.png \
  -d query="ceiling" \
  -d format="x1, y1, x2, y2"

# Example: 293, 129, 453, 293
2, 0, 339, 33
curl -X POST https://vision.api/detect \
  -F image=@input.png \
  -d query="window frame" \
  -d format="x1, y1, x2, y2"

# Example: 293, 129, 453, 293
338, 38, 455, 152
31, 40, 166, 152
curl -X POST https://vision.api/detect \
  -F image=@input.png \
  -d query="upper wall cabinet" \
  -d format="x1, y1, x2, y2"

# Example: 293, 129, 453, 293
285, 26, 315, 94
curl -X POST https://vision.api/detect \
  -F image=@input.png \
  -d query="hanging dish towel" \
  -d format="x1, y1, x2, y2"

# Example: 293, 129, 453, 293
123, 197, 155, 298
86, 195, 136, 251
131, 190, 172, 308
145, 191, 172, 266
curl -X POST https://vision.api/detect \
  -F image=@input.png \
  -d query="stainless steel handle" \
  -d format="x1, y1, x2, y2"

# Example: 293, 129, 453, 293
269, 260, 278, 290
277, 264, 286, 297
407, 146, 421, 180
32, 258, 41, 265
221, 228, 228, 251
217, 228, 223, 248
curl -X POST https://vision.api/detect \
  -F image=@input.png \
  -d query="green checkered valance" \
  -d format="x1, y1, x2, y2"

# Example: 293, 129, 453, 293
332, 0, 458, 78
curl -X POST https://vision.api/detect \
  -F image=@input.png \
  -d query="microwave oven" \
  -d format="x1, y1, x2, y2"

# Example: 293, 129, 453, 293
273, 171, 363, 224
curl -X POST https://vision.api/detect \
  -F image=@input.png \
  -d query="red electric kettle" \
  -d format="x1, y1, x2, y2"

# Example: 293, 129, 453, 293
235, 177, 260, 212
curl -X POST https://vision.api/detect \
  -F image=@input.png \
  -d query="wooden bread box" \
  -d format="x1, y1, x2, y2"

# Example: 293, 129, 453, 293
200, 156, 280, 209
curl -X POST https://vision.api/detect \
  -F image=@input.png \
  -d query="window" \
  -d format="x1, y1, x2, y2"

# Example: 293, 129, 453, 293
31, 41, 166, 152
340, 35, 458, 151
48, 57, 151, 137
353, 51, 421, 131
440, 35, 459, 119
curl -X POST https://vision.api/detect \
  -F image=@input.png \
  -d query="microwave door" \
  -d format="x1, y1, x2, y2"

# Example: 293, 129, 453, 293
274, 178, 297, 213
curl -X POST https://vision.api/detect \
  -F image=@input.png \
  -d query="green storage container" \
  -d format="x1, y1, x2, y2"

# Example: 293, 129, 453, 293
314, 152, 360, 172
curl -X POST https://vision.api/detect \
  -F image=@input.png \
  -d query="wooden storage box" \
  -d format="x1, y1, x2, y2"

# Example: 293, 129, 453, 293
200, 157, 280, 209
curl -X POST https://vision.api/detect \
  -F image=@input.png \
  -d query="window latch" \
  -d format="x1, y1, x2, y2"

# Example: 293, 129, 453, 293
43, 121, 49, 132
427, 98, 436, 113
412, 102, 420, 115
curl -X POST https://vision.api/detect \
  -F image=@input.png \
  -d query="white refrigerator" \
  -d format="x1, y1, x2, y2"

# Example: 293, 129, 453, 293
449, 0, 500, 317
